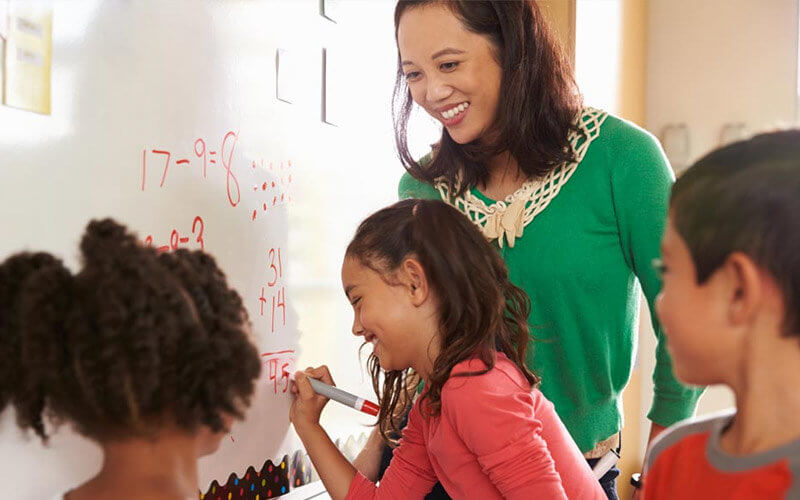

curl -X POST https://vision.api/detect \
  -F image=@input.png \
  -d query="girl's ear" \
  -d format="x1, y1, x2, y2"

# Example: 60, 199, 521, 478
400, 257, 430, 307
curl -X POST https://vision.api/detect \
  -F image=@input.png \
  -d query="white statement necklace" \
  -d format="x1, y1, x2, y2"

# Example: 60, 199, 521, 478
435, 107, 608, 248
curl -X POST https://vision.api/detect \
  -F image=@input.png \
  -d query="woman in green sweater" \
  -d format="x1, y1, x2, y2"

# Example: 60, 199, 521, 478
352, 1, 703, 499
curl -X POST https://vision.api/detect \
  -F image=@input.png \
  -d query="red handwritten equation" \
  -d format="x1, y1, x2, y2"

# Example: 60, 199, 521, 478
249, 160, 294, 221
143, 215, 205, 253
141, 131, 241, 207
258, 247, 286, 333
262, 349, 296, 395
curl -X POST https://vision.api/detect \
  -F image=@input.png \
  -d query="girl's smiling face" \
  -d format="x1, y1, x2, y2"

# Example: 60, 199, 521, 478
341, 256, 420, 372
341, 255, 440, 377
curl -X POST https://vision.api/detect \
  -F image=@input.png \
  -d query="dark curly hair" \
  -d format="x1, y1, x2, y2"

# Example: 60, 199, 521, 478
0, 218, 261, 441
346, 199, 538, 446
393, 0, 583, 196
0, 251, 63, 432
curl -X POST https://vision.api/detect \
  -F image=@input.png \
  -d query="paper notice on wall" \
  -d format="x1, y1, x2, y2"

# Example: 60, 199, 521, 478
0, 1, 9, 40
3, 4, 52, 114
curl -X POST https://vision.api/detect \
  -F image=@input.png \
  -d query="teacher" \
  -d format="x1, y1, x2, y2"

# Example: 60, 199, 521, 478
354, 2, 703, 499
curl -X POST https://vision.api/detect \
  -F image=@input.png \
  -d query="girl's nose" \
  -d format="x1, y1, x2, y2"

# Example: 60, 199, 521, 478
352, 315, 365, 337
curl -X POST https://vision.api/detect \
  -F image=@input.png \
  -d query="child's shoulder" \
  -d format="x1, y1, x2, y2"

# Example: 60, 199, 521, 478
442, 353, 531, 403
437, 354, 544, 439
645, 409, 736, 471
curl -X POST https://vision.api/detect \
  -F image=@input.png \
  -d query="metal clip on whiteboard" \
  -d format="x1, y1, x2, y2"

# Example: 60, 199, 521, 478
660, 123, 690, 174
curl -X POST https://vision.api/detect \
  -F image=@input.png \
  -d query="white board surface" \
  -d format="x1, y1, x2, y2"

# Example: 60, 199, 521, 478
0, 1, 401, 498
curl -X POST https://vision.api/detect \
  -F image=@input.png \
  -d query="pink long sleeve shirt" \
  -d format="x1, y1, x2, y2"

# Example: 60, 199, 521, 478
347, 353, 606, 499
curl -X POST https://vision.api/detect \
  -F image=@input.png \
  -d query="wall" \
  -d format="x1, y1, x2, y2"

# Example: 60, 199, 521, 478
0, 1, 399, 498
637, 0, 800, 463
646, 0, 799, 172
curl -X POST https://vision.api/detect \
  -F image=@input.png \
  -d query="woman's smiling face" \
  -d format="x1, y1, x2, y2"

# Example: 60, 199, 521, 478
396, 3, 503, 145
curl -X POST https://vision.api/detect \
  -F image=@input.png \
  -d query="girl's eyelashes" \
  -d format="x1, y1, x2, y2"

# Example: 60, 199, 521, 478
349, 296, 361, 307
652, 258, 668, 277
404, 71, 421, 82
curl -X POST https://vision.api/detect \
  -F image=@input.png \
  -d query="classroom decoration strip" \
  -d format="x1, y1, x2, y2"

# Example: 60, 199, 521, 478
292, 450, 316, 487
199, 433, 368, 499
199, 455, 294, 500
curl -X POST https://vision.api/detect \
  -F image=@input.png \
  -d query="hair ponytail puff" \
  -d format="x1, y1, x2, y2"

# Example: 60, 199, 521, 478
17, 260, 76, 439
0, 253, 73, 438
80, 218, 143, 269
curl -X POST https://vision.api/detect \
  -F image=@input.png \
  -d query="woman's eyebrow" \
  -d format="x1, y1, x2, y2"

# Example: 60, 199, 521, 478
431, 47, 465, 59
401, 47, 466, 66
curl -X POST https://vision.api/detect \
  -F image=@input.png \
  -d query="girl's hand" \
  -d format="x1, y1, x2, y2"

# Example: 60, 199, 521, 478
290, 365, 335, 432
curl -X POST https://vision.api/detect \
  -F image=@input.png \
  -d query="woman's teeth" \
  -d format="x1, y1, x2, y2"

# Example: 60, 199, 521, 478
441, 102, 469, 120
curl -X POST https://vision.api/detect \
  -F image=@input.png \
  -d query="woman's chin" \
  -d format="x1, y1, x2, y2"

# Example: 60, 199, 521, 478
446, 127, 478, 145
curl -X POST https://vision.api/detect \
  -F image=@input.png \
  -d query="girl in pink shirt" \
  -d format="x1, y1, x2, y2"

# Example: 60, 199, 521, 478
290, 199, 604, 499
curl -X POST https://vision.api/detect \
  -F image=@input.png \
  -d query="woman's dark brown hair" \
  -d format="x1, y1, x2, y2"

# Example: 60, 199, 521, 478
346, 199, 538, 445
0, 218, 261, 441
393, 0, 583, 195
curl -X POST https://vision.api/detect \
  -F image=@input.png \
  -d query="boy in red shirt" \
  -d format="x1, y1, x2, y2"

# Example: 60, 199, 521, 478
641, 130, 800, 499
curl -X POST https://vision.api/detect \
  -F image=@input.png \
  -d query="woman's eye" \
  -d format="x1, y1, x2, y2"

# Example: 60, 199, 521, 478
440, 61, 459, 71
404, 71, 421, 81
350, 297, 361, 307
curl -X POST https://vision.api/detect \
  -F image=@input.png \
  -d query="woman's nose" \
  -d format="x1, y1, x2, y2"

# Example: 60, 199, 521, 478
426, 75, 453, 103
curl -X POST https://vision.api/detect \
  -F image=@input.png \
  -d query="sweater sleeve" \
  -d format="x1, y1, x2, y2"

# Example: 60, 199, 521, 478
397, 151, 440, 201
345, 402, 437, 500
607, 120, 704, 427
441, 376, 568, 500
398, 171, 440, 201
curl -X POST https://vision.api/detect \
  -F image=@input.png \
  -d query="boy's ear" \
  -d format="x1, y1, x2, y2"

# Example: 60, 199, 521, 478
725, 252, 763, 326
400, 258, 430, 307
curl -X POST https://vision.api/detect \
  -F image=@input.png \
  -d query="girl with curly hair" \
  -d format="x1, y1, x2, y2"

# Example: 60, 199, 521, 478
0, 219, 261, 500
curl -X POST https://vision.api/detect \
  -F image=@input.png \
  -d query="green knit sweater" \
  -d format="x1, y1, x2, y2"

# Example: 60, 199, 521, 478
398, 110, 703, 453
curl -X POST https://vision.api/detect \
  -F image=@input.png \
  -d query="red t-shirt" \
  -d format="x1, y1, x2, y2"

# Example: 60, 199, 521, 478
643, 410, 800, 499
346, 353, 605, 500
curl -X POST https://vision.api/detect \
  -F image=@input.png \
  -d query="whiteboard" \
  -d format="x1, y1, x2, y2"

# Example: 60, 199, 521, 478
0, 1, 402, 498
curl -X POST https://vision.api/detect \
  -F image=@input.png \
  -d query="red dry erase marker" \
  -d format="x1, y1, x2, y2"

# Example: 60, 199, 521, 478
292, 373, 379, 416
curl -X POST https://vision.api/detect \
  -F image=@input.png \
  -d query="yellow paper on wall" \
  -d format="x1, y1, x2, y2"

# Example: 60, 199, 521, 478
3, 4, 52, 114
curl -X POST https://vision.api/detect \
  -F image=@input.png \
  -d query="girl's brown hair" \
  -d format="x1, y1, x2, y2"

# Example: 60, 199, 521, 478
393, 0, 583, 196
346, 199, 538, 445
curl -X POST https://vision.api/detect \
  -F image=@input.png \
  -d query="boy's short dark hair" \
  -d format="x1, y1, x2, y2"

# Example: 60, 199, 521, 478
670, 129, 800, 335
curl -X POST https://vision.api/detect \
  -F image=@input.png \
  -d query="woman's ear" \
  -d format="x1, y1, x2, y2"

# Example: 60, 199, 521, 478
400, 257, 430, 307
